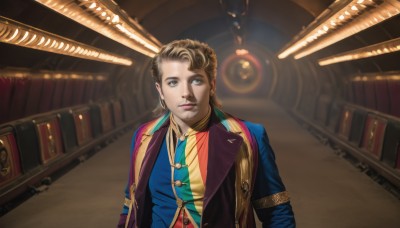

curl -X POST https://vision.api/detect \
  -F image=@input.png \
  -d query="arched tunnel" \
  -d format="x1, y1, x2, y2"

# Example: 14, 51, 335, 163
1, 0, 400, 227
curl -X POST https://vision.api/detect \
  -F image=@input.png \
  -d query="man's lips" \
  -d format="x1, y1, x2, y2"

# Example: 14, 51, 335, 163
179, 103, 196, 108
179, 103, 195, 106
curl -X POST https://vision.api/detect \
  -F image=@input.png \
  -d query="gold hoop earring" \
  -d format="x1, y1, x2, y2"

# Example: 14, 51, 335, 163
159, 98, 167, 110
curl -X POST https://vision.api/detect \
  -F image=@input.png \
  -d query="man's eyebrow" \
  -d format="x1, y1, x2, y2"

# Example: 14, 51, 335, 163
189, 73, 207, 79
163, 74, 205, 81
163, 76, 178, 81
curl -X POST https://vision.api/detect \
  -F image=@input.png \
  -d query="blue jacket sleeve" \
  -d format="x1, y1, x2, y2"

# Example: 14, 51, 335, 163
118, 129, 139, 227
245, 121, 296, 228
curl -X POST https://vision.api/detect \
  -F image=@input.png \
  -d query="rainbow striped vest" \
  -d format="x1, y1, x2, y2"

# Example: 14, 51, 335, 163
125, 108, 258, 228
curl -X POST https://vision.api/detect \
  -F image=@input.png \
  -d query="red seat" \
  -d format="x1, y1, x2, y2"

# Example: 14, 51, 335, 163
52, 78, 65, 109
9, 76, 30, 121
0, 76, 14, 124
83, 79, 95, 103
352, 80, 365, 107
72, 78, 86, 106
388, 79, 400, 118
361, 114, 387, 159
58, 110, 78, 153
0, 127, 22, 187
93, 80, 103, 101
39, 77, 56, 113
121, 96, 137, 121
363, 80, 377, 110
112, 99, 124, 126
396, 145, 400, 169
374, 79, 390, 114
25, 77, 44, 116
93, 79, 108, 101
34, 115, 64, 165
13, 120, 41, 173
327, 102, 342, 133
381, 121, 400, 168
62, 79, 74, 107
315, 95, 331, 125
89, 104, 102, 138
345, 82, 354, 103
348, 109, 367, 146
72, 107, 93, 146
338, 106, 354, 140
99, 102, 114, 133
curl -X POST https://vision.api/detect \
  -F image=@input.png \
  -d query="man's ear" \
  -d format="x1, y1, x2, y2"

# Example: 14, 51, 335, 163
155, 82, 164, 100
210, 79, 216, 93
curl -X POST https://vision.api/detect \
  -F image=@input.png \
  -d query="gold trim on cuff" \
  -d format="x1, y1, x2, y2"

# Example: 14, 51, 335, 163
252, 191, 290, 209
124, 198, 132, 207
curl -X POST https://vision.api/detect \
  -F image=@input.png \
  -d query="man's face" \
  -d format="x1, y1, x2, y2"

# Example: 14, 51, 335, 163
156, 60, 215, 130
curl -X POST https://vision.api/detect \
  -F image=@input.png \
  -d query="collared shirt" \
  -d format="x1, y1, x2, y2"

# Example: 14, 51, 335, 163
149, 131, 209, 227
149, 110, 211, 228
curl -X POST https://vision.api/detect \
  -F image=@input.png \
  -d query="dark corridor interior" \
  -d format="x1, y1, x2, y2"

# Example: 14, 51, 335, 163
1, 0, 400, 227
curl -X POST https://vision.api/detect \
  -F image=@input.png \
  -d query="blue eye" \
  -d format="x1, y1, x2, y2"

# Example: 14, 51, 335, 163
192, 78, 203, 85
167, 80, 178, 87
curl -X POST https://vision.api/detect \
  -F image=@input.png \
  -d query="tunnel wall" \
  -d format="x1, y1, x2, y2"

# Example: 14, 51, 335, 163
0, 0, 159, 210
256, 5, 400, 192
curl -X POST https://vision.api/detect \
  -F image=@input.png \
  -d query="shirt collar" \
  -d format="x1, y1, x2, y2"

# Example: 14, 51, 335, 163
170, 106, 212, 138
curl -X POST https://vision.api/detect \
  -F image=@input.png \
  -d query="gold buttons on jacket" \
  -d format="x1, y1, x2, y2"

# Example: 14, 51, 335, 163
174, 163, 182, 169
174, 180, 183, 187
183, 217, 190, 225
176, 198, 183, 208
171, 163, 187, 169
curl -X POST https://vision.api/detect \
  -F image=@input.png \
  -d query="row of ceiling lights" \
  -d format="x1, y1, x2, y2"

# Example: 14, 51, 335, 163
36, 0, 161, 57
318, 36, 400, 65
3, 0, 399, 69
352, 73, 400, 81
278, 0, 400, 65
0, 0, 162, 67
0, 68, 107, 80
0, 16, 133, 66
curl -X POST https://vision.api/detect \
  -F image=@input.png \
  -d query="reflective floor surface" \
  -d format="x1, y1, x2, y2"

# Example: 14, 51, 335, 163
1, 99, 399, 227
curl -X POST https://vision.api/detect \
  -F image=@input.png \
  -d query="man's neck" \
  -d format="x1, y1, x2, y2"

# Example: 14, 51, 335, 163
172, 106, 212, 136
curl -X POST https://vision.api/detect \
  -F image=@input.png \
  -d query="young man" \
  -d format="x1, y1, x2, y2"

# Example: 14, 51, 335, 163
118, 39, 295, 227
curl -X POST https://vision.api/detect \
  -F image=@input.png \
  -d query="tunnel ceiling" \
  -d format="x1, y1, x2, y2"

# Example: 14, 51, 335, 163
0, 0, 333, 71
1, 0, 400, 73
116, 0, 333, 47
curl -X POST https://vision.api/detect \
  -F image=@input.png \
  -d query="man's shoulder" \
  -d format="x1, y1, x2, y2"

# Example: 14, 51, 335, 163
133, 113, 170, 136
241, 119, 265, 134
216, 109, 266, 135
137, 119, 156, 130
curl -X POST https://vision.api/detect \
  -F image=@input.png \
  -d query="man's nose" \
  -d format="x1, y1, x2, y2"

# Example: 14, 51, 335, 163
181, 83, 192, 98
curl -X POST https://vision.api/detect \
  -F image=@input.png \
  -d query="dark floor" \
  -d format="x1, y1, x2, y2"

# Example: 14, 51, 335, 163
1, 99, 399, 227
